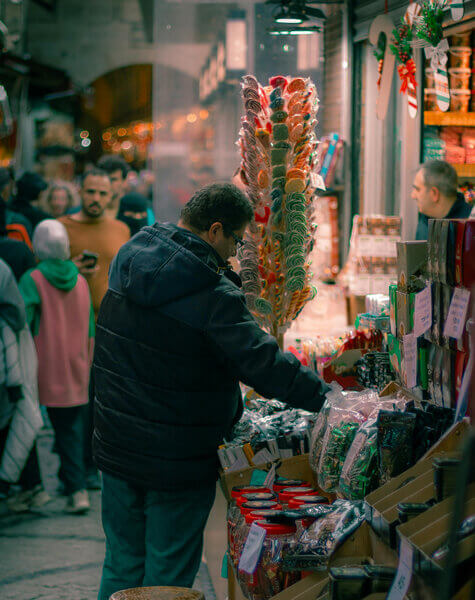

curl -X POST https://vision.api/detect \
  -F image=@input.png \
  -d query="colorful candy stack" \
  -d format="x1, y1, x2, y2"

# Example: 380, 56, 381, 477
236, 75, 322, 335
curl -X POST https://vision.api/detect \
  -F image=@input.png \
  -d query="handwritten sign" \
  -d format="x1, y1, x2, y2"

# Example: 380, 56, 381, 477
413, 285, 432, 337
403, 333, 417, 389
387, 538, 414, 600
443, 287, 470, 340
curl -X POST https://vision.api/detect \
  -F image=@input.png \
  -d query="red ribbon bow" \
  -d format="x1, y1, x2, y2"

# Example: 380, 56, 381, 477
397, 59, 417, 94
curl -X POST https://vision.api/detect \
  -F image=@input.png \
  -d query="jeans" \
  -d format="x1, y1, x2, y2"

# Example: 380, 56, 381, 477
84, 370, 96, 477
98, 472, 216, 600
48, 405, 86, 495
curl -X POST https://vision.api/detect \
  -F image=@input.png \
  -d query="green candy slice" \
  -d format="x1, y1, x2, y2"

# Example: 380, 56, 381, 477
272, 124, 289, 142
255, 298, 273, 314
272, 177, 286, 190
270, 110, 288, 123
272, 165, 287, 178
285, 277, 305, 292
271, 147, 288, 165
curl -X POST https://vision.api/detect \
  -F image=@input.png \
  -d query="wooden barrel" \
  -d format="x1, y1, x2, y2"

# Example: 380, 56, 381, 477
110, 587, 205, 600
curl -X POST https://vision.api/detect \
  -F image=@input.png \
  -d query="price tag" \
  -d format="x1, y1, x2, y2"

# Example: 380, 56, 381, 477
443, 287, 470, 340
238, 522, 266, 574
413, 285, 432, 337
402, 333, 417, 389
263, 462, 277, 489
387, 538, 414, 600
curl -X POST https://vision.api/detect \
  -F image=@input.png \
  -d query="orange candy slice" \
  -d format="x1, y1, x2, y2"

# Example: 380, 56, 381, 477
287, 168, 306, 180
287, 78, 306, 93
258, 170, 269, 188
289, 123, 304, 142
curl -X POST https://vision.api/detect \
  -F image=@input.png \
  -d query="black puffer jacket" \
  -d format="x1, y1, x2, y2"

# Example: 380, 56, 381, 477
93, 223, 330, 491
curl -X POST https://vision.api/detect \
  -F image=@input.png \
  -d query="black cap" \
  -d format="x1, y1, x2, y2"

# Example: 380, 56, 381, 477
16, 171, 47, 201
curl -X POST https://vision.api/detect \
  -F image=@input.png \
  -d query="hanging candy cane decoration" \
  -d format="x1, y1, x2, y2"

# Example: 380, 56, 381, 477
450, 0, 465, 21
404, 2, 422, 118
369, 15, 396, 120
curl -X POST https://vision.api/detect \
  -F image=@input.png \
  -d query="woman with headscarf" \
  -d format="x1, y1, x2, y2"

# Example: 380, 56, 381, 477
117, 192, 150, 236
19, 220, 95, 514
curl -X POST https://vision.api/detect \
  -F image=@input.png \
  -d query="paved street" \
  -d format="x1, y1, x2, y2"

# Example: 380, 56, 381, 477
0, 429, 217, 600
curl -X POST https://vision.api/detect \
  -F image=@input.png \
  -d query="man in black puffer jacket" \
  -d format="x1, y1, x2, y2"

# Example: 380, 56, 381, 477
93, 183, 330, 600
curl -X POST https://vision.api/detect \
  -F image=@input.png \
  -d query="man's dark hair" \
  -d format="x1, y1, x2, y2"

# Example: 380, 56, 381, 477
97, 155, 130, 179
81, 167, 110, 186
421, 160, 458, 200
181, 183, 253, 235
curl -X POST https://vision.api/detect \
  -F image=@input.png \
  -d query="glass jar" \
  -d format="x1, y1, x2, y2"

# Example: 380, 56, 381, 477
228, 486, 271, 565
234, 509, 283, 568
236, 492, 277, 507
238, 521, 300, 600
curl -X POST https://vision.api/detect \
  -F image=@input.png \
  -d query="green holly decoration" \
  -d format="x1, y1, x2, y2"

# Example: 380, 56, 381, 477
390, 19, 414, 66
373, 33, 386, 62
415, 0, 448, 47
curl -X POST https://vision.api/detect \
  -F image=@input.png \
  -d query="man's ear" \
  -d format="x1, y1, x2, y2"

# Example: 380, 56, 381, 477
208, 222, 222, 242
430, 186, 440, 204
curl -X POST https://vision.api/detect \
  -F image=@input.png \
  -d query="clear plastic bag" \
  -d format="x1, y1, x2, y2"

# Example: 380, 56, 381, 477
317, 406, 366, 492
339, 419, 379, 500
283, 500, 365, 571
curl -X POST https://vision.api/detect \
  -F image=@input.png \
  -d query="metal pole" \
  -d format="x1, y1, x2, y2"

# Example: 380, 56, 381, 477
152, 0, 160, 218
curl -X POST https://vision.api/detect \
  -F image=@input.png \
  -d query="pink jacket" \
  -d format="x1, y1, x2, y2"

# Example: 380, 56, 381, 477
31, 270, 93, 407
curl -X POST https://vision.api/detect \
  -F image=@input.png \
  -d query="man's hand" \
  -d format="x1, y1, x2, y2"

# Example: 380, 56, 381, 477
72, 253, 100, 278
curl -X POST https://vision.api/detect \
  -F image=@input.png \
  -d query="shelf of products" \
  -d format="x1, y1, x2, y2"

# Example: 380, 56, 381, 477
424, 111, 475, 126
451, 163, 475, 177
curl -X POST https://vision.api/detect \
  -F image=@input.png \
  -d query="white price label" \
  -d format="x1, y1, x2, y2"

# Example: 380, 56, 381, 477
443, 287, 470, 340
387, 538, 414, 600
403, 333, 417, 389
413, 285, 432, 337
263, 462, 277, 489
238, 522, 266, 574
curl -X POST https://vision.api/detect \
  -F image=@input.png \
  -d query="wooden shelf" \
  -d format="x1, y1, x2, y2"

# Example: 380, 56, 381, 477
424, 111, 475, 126
451, 164, 475, 177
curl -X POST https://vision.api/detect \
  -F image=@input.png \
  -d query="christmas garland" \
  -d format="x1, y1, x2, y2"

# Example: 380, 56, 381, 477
414, 0, 448, 47
390, 19, 417, 94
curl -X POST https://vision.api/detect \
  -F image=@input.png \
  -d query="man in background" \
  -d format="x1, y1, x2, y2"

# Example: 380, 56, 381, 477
10, 172, 50, 230
59, 168, 129, 489
412, 160, 472, 240
97, 155, 129, 219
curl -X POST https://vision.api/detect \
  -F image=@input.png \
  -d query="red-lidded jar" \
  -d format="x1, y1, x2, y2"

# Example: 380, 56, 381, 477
234, 509, 283, 567
288, 495, 329, 509
238, 521, 300, 599
278, 486, 316, 506
240, 500, 282, 516
236, 492, 277, 506
273, 479, 309, 493
231, 485, 271, 499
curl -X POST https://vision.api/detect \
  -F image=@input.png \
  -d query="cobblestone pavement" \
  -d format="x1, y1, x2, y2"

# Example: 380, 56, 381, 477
0, 429, 216, 600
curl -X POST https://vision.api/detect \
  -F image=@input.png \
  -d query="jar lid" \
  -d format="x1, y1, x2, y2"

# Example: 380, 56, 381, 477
236, 492, 276, 506
432, 457, 461, 468
293, 495, 329, 504
231, 485, 271, 499
273, 479, 309, 491
245, 509, 282, 524
449, 46, 472, 52
254, 520, 296, 535
450, 89, 471, 95
241, 500, 281, 515
278, 487, 316, 502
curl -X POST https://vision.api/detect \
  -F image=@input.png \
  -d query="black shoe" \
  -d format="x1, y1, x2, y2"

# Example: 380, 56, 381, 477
86, 471, 101, 490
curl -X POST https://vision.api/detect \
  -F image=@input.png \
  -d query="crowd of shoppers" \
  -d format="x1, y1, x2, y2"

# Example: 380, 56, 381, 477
0, 155, 151, 515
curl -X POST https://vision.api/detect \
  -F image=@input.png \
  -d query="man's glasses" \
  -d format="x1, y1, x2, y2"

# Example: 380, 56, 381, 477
230, 232, 245, 248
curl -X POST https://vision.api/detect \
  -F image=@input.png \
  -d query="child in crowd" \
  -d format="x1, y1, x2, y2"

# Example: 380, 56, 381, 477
19, 220, 94, 513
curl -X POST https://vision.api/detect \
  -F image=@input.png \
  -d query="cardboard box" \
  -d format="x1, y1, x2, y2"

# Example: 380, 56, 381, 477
397, 483, 475, 589
396, 241, 428, 290
364, 419, 469, 548
219, 453, 316, 502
